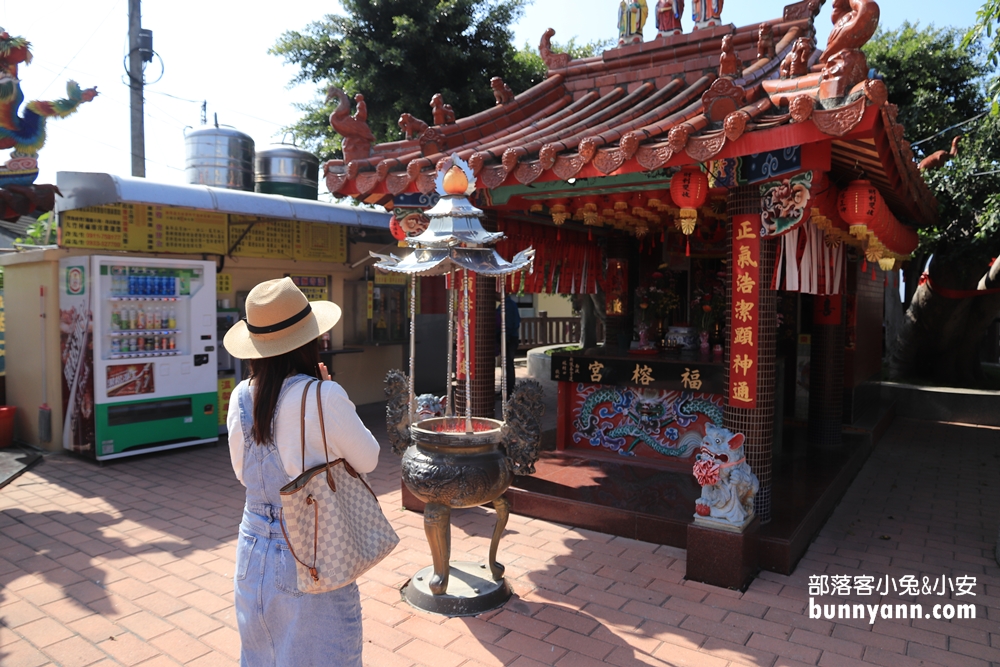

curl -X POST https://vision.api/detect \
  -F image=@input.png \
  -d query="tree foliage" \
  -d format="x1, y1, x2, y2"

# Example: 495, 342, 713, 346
271, 0, 539, 159
863, 23, 1000, 285
964, 0, 1000, 110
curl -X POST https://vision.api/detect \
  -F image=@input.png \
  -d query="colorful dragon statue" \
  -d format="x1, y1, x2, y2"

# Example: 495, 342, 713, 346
573, 386, 723, 457
0, 29, 97, 185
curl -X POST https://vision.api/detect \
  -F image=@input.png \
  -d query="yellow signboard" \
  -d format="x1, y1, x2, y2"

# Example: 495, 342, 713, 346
295, 222, 347, 263
217, 273, 233, 295
374, 270, 408, 285
61, 203, 227, 254
287, 274, 329, 302
62, 205, 348, 262
228, 215, 296, 259
218, 376, 236, 426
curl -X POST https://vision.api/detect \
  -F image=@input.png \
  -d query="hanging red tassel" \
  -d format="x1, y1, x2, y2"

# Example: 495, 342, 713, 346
862, 258, 867, 272
685, 236, 691, 257
661, 229, 666, 243
871, 265, 876, 281
557, 229, 561, 241
588, 229, 592, 241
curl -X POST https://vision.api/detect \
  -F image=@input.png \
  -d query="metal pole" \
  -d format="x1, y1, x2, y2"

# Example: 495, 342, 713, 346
128, 0, 146, 177
445, 281, 455, 417
408, 274, 417, 425
463, 269, 472, 434
499, 277, 508, 410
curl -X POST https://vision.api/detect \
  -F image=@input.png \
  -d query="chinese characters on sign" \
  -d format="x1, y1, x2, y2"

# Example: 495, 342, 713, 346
287, 274, 329, 302
61, 205, 347, 262
729, 214, 760, 408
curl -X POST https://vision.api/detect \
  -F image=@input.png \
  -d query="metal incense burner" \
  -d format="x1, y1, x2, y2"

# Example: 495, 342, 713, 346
376, 154, 541, 616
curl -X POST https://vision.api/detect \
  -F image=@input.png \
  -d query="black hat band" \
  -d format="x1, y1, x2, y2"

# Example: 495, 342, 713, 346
244, 303, 312, 334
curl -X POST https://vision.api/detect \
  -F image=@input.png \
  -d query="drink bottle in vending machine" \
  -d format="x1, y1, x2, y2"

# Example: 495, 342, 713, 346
59, 256, 218, 460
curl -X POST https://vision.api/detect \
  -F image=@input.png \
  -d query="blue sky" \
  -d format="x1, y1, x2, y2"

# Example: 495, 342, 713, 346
12, 0, 988, 194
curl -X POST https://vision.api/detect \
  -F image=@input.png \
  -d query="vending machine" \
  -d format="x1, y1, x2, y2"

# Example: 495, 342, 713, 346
59, 255, 218, 460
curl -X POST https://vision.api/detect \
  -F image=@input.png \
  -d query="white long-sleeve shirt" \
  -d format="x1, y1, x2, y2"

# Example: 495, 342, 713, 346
227, 377, 380, 485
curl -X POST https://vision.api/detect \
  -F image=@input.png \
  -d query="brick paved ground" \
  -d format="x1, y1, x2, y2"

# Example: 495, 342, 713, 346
0, 412, 997, 667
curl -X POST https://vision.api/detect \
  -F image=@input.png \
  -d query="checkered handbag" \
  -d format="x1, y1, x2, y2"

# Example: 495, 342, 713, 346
279, 380, 399, 593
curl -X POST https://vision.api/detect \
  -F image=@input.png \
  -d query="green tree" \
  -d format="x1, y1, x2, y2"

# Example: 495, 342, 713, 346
271, 0, 540, 159
964, 0, 1000, 110
864, 24, 1000, 385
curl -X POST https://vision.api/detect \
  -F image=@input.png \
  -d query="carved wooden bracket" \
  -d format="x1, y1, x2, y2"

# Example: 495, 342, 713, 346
325, 171, 348, 195
480, 164, 509, 190
514, 161, 544, 185
686, 132, 727, 162
356, 172, 380, 195
593, 148, 626, 175
812, 95, 866, 137
635, 144, 675, 171
386, 172, 413, 196
552, 154, 587, 180
416, 171, 438, 194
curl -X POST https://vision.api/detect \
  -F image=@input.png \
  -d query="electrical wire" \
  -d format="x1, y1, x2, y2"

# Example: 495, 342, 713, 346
909, 110, 989, 149
39, 0, 123, 97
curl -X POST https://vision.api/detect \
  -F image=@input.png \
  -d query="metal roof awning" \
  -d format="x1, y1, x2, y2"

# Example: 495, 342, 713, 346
55, 172, 390, 230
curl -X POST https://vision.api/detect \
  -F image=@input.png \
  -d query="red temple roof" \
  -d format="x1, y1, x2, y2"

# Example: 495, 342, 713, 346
325, 0, 936, 228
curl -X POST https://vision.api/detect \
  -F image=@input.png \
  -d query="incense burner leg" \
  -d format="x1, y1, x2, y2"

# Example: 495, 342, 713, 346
423, 502, 452, 595
488, 496, 509, 581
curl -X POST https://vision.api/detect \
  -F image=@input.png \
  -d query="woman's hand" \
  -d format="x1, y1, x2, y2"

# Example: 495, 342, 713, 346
318, 362, 331, 382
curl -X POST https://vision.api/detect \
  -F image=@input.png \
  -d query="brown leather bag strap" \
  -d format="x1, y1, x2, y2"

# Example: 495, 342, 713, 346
315, 381, 336, 492
299, 380, 316, 475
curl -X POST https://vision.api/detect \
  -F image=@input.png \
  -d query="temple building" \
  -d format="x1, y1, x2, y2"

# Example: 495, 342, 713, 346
325, 0, 934, 588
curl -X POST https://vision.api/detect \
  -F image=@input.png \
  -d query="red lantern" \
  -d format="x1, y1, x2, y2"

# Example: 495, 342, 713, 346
838, 180, 884, 241
670, 166, 709, 235
389, 214, 406, 241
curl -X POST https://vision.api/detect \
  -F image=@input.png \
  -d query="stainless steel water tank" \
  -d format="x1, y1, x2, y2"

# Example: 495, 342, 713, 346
184, 122, 255, 191
254, 142, 319, 200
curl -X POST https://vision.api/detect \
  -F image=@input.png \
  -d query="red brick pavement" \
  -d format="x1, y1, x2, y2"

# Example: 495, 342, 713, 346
0, 416, 997, 666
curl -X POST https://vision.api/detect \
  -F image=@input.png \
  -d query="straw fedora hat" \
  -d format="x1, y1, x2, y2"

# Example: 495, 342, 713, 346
223, 277, 342, 359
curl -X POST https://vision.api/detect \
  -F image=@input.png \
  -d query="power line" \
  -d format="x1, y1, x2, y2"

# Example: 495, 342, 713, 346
39, 0, 123, 97
910, 111, 989, 149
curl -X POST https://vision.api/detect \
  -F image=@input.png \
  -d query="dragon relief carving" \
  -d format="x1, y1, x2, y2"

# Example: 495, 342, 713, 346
501, 380, 545, 475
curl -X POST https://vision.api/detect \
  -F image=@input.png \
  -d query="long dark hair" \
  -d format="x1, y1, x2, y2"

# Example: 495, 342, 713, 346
246, 338, 320, 445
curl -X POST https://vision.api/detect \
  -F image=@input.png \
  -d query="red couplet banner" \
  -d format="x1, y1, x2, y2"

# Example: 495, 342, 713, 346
729, 214, 760, 408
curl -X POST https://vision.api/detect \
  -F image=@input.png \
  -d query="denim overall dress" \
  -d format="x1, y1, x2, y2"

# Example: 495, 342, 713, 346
233, 376, 363, 667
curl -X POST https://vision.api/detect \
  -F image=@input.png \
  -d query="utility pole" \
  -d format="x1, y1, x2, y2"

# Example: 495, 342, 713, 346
128, 0, 145, 177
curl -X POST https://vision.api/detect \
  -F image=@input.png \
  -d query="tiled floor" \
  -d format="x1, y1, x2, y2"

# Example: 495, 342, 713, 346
0, 403, 997, 666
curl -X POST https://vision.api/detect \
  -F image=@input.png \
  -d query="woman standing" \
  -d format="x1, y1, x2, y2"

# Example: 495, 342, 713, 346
223, 278, 380, 667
